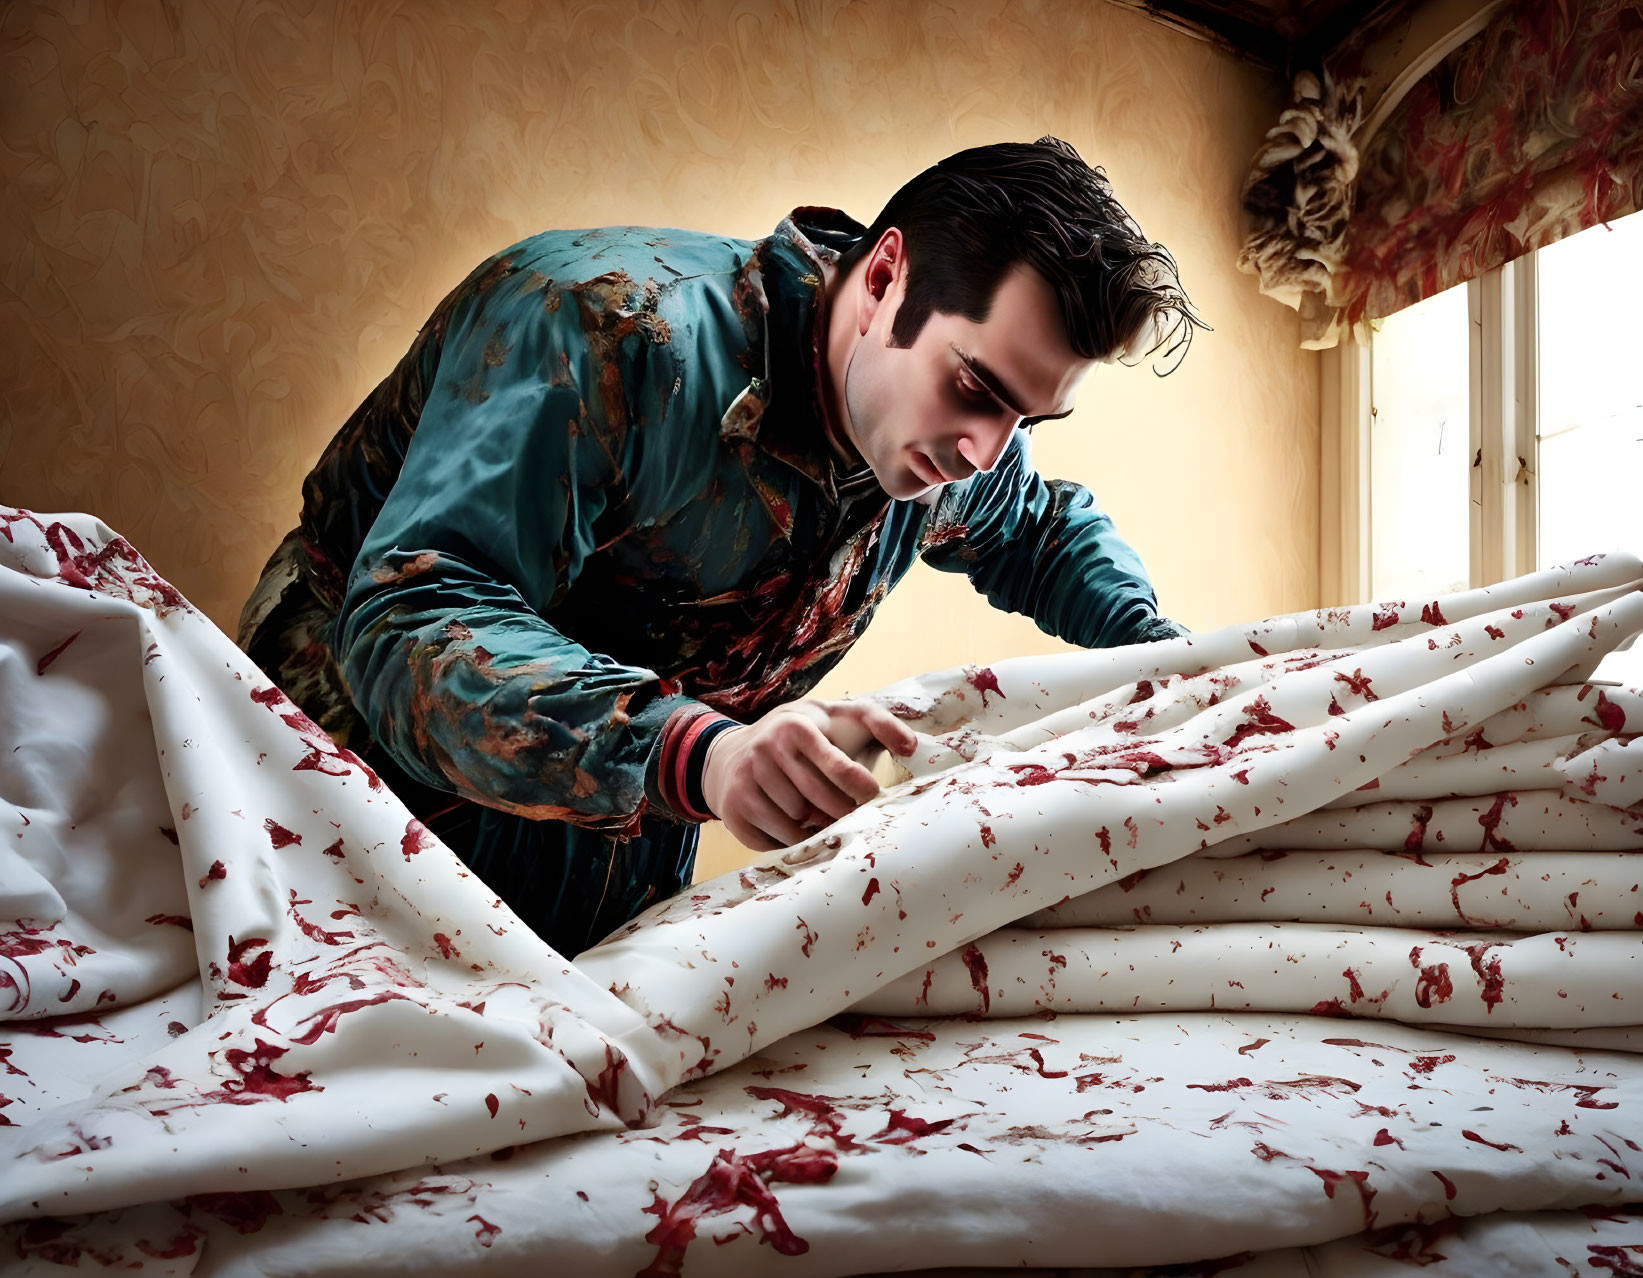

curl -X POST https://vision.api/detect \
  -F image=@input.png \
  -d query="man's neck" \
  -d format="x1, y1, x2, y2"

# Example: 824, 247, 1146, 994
814, 258, 868, 474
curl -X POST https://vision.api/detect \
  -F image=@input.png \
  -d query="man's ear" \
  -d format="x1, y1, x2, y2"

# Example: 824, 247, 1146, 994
860, 228, 905, 335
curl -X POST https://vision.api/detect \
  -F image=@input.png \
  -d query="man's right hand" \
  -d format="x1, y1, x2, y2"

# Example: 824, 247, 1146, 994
702, 698, 917, 853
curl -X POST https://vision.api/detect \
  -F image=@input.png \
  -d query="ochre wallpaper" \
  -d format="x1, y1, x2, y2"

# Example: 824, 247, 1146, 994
0, 0, 1318, 877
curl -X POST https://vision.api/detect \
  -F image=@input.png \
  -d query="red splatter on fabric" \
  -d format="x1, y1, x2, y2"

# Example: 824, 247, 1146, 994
225, 936, 272, 988
208, 1038, 320, 1104
867, 1110, 958, 1145
467, 1215, 500, 1247
1404, 805, 1435, 853
861, 878, 880, 906
1371, 605, 1401, 631
1409, 1054, 1456, 1075
978, 823, 996, 848
263, 819, 301, 849
1309, 1166, 1378, 1229
965, 666, 1005, 708
485, 1093, 499, 1118
1459, 942, 1507, 1010
1447, 856, 1511, 923
1420, 602, 1448, 625
1223, 696, 1296, 749
434, 933, 459, 959
289, 992, 412, 1045
401, 819, 435, 860
185, 1191, 285, 1233
198, 860, 226, 888
1462, 1129, 1522, 1152
960, 944, 990, 1015
35, 630, 83, 676
1409, 947, 1455, 1008
795, 918, 818, 957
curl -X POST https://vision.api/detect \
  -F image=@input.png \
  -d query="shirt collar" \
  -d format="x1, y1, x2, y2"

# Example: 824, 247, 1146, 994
719, 207, 878, 504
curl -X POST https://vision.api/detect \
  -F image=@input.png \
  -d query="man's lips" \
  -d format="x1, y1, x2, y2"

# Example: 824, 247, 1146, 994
911, 451, 954, 486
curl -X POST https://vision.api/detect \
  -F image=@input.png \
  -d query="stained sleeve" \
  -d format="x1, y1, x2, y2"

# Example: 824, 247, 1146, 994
333, 267, 707, 833
918, 428, 1166, 649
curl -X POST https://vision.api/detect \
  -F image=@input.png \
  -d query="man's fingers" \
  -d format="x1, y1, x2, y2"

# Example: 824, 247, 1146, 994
775, 722, 867, 811
790, 725, 879, 806
725, 812, 782, 854
753, 757, 817, 825
860, 704, 918, 756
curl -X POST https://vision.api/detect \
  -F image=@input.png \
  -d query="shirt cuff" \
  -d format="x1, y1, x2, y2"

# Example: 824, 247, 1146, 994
654, 705, 743, 823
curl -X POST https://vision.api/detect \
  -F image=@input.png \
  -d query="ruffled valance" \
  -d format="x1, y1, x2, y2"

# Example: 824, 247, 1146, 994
1240, 0, 1643, 348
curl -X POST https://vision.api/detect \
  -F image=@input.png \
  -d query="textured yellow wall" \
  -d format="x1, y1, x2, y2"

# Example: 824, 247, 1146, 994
0, 0, 1318, 879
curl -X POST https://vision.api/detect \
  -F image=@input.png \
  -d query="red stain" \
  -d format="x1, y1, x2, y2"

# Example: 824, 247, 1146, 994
225, 936, 272, 988
485, 1093, 499, 1118
1333, 668, 1378, 700
186, 1191, 285, 1233
639, 1138, 835, 1276
263, 819, 301, 849
210, 1038, 320, 1104
1404, 804, 1435, 853
1476, 793, 1518, 852
1309, 1166, 1377, 1229
965, 667, 1005, 708
1003, 862, 1025, 888
1458, 942, 1507, 1011
978, 823, 996, 848
1025, 1048, 1067, 1079
1409, 947, 1455, 1008
867, 1110, 957, 1145
401, 819, 435, 860
1409, 1054, 1456, 1075
1448, 856, 1511, 923
1582, 688, 1627, 733
467, 1215, 500, 1248
1373, 1128, 1405, 1149
861, 878, 880, 906
145, 913, 193, 931
1462, 1129, 1522, 1152
1248, 639, 1269, 656
1420, 602, 1448, 625
1223, 696, 1296, 749
1237, 1038, 1270, 1055
199, 860, 227, 888
796, 917, 818, 958
289, 992, 412, 1045
35, 630, 83, 676
764, 973, 787, 993
1371, 605, 1401, 631
434, 933, 459, 959
959, 944, 990, 1015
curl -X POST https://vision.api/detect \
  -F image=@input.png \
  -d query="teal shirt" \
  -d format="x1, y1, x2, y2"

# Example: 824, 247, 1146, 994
316, 210, 1166, 835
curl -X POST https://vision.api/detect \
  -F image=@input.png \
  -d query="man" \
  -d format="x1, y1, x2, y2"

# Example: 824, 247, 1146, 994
239, 136, 1203, 957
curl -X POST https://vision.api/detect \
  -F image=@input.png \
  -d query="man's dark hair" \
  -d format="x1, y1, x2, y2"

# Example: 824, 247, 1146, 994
838, 136, 1207, 369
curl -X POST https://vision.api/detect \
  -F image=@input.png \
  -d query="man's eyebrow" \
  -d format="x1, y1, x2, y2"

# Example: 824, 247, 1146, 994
951, 343, 1074, 424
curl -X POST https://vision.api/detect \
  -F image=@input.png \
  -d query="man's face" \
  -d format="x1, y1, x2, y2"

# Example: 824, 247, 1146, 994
835, 235, 1098, 502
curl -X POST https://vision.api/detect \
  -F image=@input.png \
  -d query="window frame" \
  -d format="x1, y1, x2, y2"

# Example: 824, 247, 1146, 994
1321, 254, 1541, 603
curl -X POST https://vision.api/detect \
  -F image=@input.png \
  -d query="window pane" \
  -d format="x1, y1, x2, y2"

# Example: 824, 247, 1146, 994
1537, 209, 1643, 570
1369, 283, 1470, 599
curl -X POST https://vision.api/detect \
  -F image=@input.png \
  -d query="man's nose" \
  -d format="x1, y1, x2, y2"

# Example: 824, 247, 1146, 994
955, 421, 1016, 476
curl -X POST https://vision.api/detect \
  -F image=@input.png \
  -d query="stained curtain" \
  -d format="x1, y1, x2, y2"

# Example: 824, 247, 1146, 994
1239, 0, 1643, 349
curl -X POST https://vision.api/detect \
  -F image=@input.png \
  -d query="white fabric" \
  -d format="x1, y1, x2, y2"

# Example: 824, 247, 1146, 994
2, 508, 1641, 1276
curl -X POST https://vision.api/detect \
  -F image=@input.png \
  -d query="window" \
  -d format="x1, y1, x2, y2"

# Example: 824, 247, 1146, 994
1339, 208, 1643, 603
